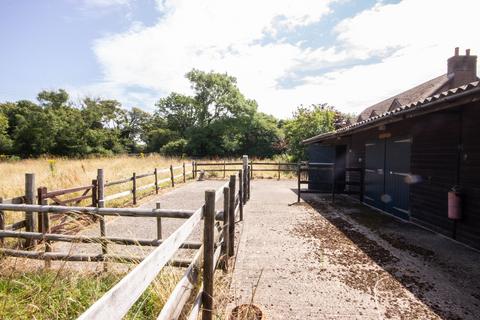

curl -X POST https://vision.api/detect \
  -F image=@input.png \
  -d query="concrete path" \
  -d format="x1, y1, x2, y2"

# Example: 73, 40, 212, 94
229, 179, 480, 320
51, 179, 228, 271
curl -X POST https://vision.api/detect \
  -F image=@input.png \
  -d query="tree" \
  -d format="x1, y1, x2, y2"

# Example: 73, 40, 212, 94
153, 69, 264, 157
0, 113, 12, 153
283, 104, 336, 161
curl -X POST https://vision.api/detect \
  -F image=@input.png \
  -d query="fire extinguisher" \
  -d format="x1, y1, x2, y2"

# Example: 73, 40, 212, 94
448, 185, 462, 220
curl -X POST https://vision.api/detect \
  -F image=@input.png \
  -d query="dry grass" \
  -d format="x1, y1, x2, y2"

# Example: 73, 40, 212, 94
0, 154, 189, 199
0, 154, 191, 225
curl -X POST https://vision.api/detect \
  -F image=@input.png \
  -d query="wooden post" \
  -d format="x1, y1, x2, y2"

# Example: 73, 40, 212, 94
247, 165, 251, 201
278, 162, 281, 180
0, 197, 4, 245
192, 161, 195, 179
203, 190, 215, 320
250, 162, 253, 180
154, 168, 159, 194
97, 169, 107, 262
132, 172, 137, 205
223, 160, 226, 179
297, 163, 301, 202
170, 165, 175, 187
228, 175, 236, 257
183, 163, 186, 183
91, 179, 98, 208
156, 202, 162, 240
25, 173, 36, 248
238, 170, 243, 221
242, 156, 248, 205
222, 186, 230, 270
38, 187, 51, 268
37, 187, 44, 233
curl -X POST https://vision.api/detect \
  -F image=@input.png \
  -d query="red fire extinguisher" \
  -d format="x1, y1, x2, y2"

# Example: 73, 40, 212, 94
448, 186, 462, 220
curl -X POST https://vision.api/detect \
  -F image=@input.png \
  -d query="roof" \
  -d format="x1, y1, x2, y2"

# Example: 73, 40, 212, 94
303, 80, 480, 144
357, 74, 450, 121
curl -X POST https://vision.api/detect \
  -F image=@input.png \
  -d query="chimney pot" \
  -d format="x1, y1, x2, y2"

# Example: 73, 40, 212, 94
455, 47, 459, 56
466, 49, 471, 56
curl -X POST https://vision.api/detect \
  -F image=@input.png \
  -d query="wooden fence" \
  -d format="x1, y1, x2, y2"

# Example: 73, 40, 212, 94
0, 159, 251, 319
195, 160, 298, 180
194, 158, 364, 203
297, 162, 364, 203
0, 162, 195, 244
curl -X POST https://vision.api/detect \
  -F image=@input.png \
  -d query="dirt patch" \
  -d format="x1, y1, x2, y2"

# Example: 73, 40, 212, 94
292, 198, 446, 319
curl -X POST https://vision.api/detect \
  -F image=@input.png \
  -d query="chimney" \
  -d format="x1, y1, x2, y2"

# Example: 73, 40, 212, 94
447, 47, 477, 88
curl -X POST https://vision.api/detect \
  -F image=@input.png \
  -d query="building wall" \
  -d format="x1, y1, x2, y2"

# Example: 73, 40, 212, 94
310, 101, 480, 249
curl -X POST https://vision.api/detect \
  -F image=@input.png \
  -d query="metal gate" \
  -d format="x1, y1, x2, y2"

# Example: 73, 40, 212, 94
364, 137, 411, 219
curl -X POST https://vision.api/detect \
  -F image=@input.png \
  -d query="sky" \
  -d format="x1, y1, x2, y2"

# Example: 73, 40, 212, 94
0, 0, 478, 119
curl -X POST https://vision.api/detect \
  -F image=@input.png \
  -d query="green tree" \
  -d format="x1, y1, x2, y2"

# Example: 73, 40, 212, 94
0, 113, 13, 153
283, 104, 336, 161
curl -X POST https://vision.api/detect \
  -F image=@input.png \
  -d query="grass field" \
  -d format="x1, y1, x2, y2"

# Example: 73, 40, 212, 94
0, 154, 188, 200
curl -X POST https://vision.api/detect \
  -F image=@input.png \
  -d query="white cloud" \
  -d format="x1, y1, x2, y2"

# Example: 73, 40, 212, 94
88, 0, 480, 118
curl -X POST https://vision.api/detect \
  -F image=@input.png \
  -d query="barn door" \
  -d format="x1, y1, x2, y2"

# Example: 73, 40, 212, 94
385, 138, 411, 219
364, 141, 385, 210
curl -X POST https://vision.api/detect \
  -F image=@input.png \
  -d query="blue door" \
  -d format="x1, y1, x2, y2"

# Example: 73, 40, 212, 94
385, 138, 411, 219
364, 137, 411, 219
364, 141, 385, 210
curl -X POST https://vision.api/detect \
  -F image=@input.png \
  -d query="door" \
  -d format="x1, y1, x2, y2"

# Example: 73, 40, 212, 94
364, 141, 385, 210
364, 137, 411, 219
308, 144, 335, 191
385, 138, 411, 219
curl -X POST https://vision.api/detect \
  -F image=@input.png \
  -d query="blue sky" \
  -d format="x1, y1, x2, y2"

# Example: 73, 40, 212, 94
0, 0, 477, 118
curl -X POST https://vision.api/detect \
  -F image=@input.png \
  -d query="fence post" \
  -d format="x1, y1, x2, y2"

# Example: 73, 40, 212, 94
297, 163, 301, 202
156, 202, 162, 240
25, 173, 36, 248
247, 165, 251, 201
278, 162, 281, 180
228, 175, 236, 257
242, 156, 248, 204
37, 187, 44, 233
203, 190, 216, 320
222, 186, 230, 270
97, 169, 107, 266
192, 160, 195, 179
0, 197, 4, 245
91, 179, 98, 208
183, 162, 186, 183
132, 172, 137, 205
223, 160, 226, 178
250, 162, 253, 180
238, 170, 243, 221
170, 165, 175, 187
154, 168, 159, 194
38, 187, 51, 268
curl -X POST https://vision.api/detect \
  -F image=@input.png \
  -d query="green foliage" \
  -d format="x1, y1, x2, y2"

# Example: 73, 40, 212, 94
160, 138, 187, 156
283, 104, 336, 161
153, 69, 281, 158
0, 72, 349, 160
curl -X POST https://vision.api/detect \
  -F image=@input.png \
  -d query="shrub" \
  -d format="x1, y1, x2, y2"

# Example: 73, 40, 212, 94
160, 139, 187, 156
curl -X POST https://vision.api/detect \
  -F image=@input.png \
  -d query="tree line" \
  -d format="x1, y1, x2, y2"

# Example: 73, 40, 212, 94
0, 69, 351, 161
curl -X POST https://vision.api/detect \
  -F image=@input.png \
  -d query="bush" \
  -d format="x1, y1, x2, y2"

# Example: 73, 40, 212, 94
160, 139, 187, 156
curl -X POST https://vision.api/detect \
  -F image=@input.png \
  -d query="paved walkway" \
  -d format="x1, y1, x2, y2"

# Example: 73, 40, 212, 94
229, 179, 480, 320
51, 179, 227, 271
